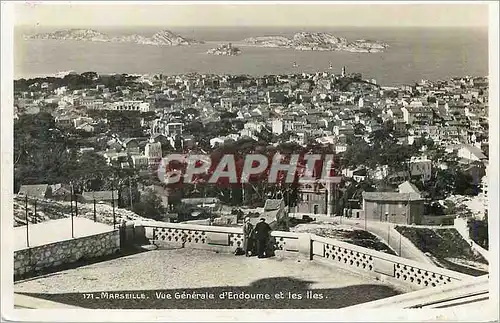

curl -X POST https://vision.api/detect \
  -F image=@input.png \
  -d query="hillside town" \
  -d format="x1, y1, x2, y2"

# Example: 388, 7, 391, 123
14, 68, 489, 248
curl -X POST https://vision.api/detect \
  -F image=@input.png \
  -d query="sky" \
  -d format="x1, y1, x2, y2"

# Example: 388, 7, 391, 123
14, 2, 489, 28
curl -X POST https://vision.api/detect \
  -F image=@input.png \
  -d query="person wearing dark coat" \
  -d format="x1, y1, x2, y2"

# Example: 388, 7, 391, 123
253, 218, 272, 258
242, 216, 254, 257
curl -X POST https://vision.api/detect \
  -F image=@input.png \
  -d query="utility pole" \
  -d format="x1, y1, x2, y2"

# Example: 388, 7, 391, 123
333, 183, 337, 217
129, 176, 133, 209
399, 230, 402, 255
112, 180, 116, 229
364, 208, 367, 231
70, 187, 73, 219
33, 199, 37, 224
388, 223, 391, 245
242, 182, 245, 206
241, 171, 246, 206
325, 184, 329, 216
406, 193, 411, 224
25, 194, 29, 247
70, 183, 74, 238
287, 186, 291, 213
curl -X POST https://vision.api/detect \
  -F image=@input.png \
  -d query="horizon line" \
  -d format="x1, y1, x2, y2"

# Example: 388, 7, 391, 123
15, 24, 489, 29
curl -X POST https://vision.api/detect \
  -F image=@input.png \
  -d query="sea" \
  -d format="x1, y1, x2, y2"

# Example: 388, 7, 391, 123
14, 26, 488, 87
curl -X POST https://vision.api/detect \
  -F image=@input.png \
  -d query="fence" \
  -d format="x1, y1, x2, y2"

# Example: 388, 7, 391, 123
15, 194, 118, 248
135, 220, 473, 291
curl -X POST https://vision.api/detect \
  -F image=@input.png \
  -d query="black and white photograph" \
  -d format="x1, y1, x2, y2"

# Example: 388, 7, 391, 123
1, 1, 498, 321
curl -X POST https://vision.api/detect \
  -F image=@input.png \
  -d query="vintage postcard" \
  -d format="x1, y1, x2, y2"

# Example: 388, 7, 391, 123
1, 1, 498, 321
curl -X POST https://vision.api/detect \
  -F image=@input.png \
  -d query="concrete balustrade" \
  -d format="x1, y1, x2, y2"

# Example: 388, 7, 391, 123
310, 234, 470, 290
132, 220, 473, 291
290, 212, 435, 264
346, 274, 489, 309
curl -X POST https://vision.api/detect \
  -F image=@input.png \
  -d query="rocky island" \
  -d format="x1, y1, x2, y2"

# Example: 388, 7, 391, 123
24, 29, 204, 46
242, 32, 389, 53
206, 43, 241, 56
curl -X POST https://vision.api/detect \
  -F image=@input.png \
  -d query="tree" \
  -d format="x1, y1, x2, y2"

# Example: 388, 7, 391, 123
342, 137, 371, 168
220, 111, 237, 119
120, 178, 141, 209
107, 111, 143, 137
71, 152, 113, 192
468, 217, 488, 249
14, 112, 74, 189
183, 107, 200, 121
81, 71, 99, 81
174, 203, 194, 222
383, 119, 395, 133
133, 189, 165, 220
185, 120, 204, 136
353, 123, 365, 136
426, 165, 476, 199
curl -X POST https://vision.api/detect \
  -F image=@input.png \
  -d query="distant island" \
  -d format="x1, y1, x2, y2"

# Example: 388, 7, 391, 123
24, 28, 204, 46
206, 43, 241, 56
242, 32, 389, 53
23, 29, 388, 53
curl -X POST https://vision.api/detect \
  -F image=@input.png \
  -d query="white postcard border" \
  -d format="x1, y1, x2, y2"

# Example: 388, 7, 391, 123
2, 1, 498, 322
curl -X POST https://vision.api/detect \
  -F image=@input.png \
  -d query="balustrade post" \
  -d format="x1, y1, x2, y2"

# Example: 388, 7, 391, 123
298, 233, 313, 260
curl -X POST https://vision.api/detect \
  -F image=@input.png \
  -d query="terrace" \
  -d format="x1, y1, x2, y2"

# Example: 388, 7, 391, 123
13, 220, 488, 310
15, 248, 403, 309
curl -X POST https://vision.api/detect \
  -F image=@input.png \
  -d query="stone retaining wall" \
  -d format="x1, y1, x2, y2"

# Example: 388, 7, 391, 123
14, 230, 120, 279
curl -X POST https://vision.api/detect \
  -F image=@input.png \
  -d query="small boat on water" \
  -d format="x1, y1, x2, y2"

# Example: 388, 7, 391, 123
292, 62, 298, 68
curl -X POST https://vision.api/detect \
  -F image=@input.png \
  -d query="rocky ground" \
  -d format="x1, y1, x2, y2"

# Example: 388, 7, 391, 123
243, 32, 388, 53
14, 197, 154, 227
290, 222, 396, 255
394, 226, 488, 276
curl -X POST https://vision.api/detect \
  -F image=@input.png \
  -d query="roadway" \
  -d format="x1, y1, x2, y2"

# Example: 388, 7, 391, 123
291, 213, 434, 265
